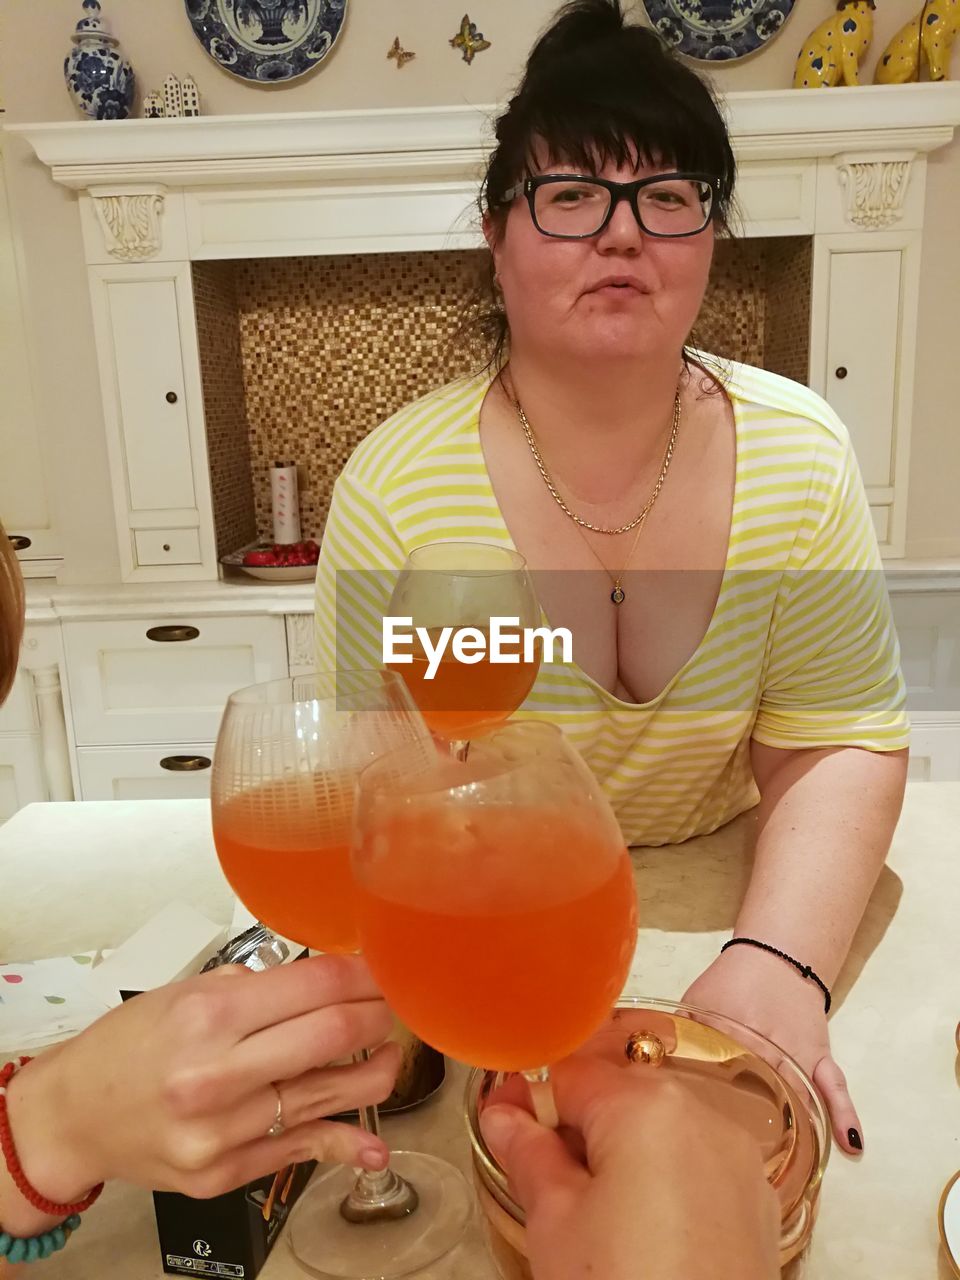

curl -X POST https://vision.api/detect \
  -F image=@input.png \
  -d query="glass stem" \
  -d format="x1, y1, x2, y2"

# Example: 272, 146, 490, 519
448, 739, 471, 762
339, 1050, 420, 1224
522, 1066, 559, 1129
355, 1047, 382, 1140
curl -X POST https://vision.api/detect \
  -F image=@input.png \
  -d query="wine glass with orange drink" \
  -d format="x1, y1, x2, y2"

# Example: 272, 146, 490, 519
210, 669, 472, 1279
384, 542, 542, 756
352, 721, 638, 1123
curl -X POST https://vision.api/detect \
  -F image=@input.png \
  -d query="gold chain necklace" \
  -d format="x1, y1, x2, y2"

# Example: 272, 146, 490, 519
514, 388, 682, 535
599, 509, 647, 605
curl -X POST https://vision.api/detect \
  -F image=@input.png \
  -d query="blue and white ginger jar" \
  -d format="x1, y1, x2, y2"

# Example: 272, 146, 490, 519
64, 0, 135, 120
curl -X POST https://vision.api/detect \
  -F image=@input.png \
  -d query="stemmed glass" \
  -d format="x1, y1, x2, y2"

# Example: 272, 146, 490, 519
351, 721, 638, 1119
210, 670, 472, 1279
384, 542, 542, 757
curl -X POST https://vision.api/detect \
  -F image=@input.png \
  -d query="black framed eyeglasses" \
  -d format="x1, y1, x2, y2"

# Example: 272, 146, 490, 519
501, 172, 720, 240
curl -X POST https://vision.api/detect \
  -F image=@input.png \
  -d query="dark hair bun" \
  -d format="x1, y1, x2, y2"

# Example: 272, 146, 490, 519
526, 0, 626, 71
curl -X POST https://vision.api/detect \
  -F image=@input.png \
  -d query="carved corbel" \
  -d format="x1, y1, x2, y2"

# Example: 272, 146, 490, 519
90, 185, 166, 261
836, 154, 913, 230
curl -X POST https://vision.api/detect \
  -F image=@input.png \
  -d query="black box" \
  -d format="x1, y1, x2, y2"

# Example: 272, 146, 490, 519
154, 1160, 317, 1278
118, 965, 317, 1279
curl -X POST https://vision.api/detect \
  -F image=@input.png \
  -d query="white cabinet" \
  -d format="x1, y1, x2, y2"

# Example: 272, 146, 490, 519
87, 262, 217, 582
810, 232, 921, 557
0, 665, 48, 820
0, 624, 76, 819
905, 724, 960, 782
0, 737, 47, 821
62, 614, 288, 747
0, 138, 59, 571
76, 744, 215, 801
61, 611, 288, 801
890, 584, 960, 781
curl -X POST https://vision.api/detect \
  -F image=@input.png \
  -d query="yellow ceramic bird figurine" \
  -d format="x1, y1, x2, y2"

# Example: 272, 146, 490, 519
794, 0, 877, 88
875, 0, 960, 82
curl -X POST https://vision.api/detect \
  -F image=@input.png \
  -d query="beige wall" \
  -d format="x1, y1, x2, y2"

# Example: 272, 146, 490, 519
1, 0, 958, 576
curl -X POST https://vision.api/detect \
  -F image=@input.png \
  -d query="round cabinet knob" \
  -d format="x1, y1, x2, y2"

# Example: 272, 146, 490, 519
162, 543, 171, 552
165, 391, 179, 404
835, 367, 848, 380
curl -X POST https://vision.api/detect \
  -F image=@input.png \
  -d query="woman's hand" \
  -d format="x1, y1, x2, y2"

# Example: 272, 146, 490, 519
481, 1055, 780, 1280
2, 955, 400, 1233
682, 944, 863, 1155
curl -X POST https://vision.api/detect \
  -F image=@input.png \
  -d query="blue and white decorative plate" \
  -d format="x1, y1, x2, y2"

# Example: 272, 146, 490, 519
184, 0, 347, 83
642, 1, 796, 62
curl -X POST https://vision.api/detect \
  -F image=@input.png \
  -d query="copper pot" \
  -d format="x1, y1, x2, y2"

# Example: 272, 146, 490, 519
465, 997, 829, 1279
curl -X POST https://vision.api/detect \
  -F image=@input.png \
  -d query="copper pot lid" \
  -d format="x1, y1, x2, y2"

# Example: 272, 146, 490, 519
466, 997, 829, 1228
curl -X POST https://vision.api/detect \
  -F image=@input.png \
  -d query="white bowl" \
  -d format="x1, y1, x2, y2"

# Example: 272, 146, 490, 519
237, 563, 317, 583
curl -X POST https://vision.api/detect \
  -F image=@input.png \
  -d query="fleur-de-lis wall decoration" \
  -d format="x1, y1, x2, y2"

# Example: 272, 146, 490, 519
387, 36, 415, 69
450, 13, 491, 65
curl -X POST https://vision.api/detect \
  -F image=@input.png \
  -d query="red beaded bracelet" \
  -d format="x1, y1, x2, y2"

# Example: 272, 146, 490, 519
0, 1057, 104, 1216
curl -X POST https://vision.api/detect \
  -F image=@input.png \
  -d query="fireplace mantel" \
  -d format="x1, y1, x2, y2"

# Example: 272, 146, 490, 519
5, 83, 960, 581
8, 84, 960, 188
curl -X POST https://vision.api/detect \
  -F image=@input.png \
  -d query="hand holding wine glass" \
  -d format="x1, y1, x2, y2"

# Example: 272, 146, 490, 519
211, 670, 470, 1279
352, 722, 638, 1121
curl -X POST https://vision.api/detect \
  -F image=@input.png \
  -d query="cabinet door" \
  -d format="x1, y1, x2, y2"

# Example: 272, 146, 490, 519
0, 140, 59, 567
812, 235, 920, 559
88, 262, 216, 580
824, 250, 901, 490
0, 667, 39, 737
76, 744, 215, 800
63, 614, 288, 746
0, 736, 47, 822
905, 723, 960, 782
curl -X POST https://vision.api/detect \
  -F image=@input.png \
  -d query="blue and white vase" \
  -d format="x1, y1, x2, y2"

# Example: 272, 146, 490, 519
64, 0, 135, 120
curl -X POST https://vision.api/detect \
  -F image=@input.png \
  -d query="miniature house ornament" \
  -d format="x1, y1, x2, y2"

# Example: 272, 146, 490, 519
64, 0, 135, 119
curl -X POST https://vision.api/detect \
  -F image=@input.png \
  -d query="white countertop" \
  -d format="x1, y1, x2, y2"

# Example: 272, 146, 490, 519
23, 576, 316, 624
20, 561, 960, 625
0, 784, 958, 1277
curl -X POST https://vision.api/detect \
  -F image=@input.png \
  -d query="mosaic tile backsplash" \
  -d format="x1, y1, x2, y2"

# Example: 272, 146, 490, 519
194, 243, 813, 550
193, 261, 258, 557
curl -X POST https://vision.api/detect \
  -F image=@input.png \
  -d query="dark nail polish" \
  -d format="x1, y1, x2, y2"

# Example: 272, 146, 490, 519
847, 1127, 863, 1151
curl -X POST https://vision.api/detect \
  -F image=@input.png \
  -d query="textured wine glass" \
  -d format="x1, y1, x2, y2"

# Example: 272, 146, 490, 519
384, 541, 542, 758
352, 721, 638, 1122
211, 670, 471, 1280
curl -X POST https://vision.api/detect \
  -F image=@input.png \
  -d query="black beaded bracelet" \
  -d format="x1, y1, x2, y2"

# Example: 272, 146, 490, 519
720, 937, 832, 1014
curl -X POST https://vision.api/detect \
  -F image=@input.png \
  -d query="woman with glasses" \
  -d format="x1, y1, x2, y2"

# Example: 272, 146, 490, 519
315, 0, 908, 1161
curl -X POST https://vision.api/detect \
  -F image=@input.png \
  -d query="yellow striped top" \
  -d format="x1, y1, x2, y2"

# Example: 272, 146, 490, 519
315, 360, 909, 845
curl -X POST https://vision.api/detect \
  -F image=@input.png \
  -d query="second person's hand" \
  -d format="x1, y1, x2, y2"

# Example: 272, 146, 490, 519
480, 1054, 781, 1280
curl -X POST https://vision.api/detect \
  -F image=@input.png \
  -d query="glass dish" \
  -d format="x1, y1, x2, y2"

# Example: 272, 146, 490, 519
465, 996, 829, 1278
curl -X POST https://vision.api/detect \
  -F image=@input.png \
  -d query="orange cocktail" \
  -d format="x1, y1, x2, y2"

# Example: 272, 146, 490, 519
387, 625, 540, 739
355, 803, 636, 1072
213, 775, 358, 953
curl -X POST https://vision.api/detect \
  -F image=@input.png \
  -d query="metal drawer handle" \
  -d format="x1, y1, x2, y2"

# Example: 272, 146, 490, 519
8, 535, 32, 551
160, 755, 212, 772
146, 625, 200, 643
